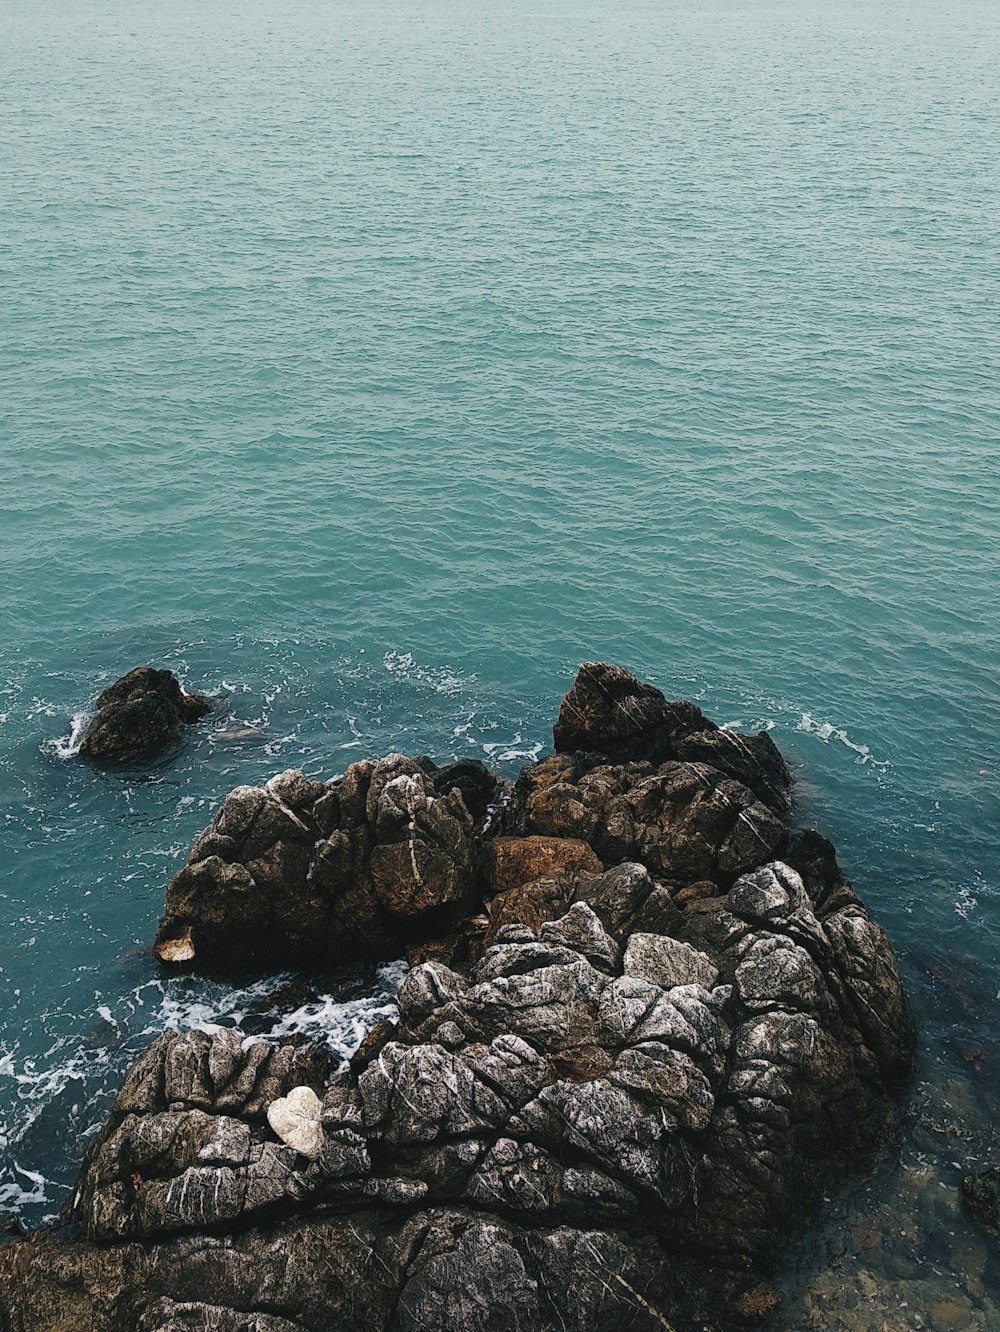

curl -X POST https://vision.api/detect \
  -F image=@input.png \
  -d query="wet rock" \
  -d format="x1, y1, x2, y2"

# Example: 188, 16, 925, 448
79, 666, 213, 762
926, 1293, 974, 1332
153, 754, 490, 971
552, 661, 714, 763
429, 758, 501, 825
962, 1166, 1000, 1236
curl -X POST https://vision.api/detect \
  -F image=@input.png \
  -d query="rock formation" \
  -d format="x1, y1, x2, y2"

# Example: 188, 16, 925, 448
152, 756, 499, 970
0, 664, 914, 1332
79, 667, 213, 763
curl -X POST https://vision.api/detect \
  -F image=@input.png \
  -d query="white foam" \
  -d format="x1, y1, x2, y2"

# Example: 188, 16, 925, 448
795, 713, 891, 770
482, 734, 544, 763
954, 872, 991, 920
0, 1162, 50, 1212
382, 651, 474, 698
955, 885, 978, 919
1, 959, 411, 1221
47, 711, 90, 760
247, 960, 408, 1061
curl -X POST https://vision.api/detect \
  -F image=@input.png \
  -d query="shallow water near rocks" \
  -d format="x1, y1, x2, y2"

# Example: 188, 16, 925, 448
1, 0, 999, 1323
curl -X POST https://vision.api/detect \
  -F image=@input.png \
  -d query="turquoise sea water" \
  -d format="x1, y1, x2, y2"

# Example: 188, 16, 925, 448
2, 0, 999, 1319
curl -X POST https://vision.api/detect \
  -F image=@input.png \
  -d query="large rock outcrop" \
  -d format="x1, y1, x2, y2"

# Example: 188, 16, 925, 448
153, 756, 500, 970
0, 664, 913, 1332
79, 667, 213, 763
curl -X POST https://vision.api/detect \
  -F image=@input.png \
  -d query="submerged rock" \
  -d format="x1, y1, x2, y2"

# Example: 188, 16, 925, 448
79, 666, 213, 763
0, 664, 914, 1332
962, 1166, 1000, 1237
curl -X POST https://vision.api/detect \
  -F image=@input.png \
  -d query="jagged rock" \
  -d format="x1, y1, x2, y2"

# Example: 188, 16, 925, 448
137, 1301, 302, 1332
429, 758, 501, 824
503, 751, 786, 885
552, 661, 714, 763
480, 835, 601, 897
78, 667, 212, 762
10, 849, 912, 1331
153, 754, 497, 971
674, 726, 792, 815
0, 665, 915, 1332
481, 873, 575, 949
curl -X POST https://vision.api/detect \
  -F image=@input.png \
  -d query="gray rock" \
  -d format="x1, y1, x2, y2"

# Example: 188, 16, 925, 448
622, 932, 719, 990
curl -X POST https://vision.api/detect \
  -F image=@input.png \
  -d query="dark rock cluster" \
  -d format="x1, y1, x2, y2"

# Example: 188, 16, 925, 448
79, 666, 213, 763
1, 664, 914, 1332
152, 756, 498, 970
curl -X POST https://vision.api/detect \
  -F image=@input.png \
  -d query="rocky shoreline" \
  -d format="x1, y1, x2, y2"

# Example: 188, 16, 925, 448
0, 664, 917, 1331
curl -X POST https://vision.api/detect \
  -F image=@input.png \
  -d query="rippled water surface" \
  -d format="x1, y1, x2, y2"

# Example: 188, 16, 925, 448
2, 0, 999, 1321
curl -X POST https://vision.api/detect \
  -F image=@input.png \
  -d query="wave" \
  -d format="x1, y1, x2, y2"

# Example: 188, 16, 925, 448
248, 960, 407, 1056
47, 710, 90, 760
794, 712, 891, 770
482, 735, 544, 763
0, 962, 408, 1224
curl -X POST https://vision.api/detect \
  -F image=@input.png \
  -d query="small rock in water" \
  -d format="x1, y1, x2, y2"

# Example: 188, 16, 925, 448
267, 1085, 324, 1159
957, 1040, 985, 1071
213, 725, 262, 743
79, 666, 213, 763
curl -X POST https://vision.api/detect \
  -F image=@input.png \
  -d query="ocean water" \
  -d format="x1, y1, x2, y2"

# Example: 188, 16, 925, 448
2, 0, 999, 1320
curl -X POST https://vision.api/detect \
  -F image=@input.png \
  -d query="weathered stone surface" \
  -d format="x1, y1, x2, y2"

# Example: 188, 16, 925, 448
481, 834, 601, 897
266, 1086, 324, 1159
79, 666, 213, 763
137, 1300, 302, 1332
674, 725, 792, 815
10, 847, 911, 1330
154, 754, 497, 971
0, 664, 915, 1332
503, 751, 786, 885
962, 1166, 1000, 1236
552, 661, 714, 763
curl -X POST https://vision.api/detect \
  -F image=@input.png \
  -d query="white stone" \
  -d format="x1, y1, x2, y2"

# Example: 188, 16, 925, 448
267, 1085, 324, 1159
155, 928, 195, 963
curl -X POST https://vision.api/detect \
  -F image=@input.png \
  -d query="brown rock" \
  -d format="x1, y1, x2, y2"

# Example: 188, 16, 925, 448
79, 666, 213, 763
482, 836, 601, 898
483, 876, 574, 950
927, 1293, 973, 1332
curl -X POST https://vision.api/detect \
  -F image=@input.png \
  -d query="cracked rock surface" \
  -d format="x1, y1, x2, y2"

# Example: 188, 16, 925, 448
0, 664, 913, 1332
152, 755, 499, 970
